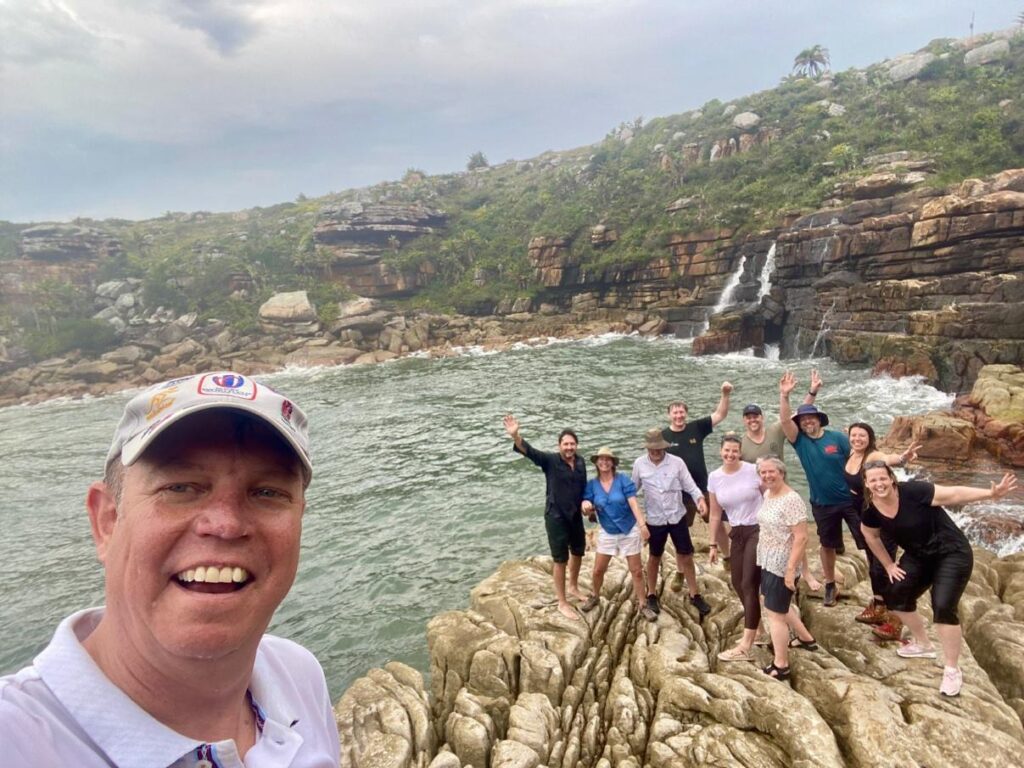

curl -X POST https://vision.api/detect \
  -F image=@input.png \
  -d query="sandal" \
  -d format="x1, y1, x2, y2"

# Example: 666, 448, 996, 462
762, 663, 791, 681
580, 594, 600, 613
788, 636, 818, 651
717, 646, 753, 662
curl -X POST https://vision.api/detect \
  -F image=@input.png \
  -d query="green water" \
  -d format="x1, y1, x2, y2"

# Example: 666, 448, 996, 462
0, 336, 985, 698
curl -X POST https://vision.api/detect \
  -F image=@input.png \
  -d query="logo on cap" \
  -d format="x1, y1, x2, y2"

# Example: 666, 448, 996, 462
146, 387, 178, 420
281, 400, 294, 423
198, 373, 257, 400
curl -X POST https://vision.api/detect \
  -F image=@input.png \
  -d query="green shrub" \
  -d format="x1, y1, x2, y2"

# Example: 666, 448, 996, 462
25, 318, 119, 360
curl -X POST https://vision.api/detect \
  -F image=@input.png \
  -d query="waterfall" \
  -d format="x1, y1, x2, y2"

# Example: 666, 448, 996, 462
809, 300, 837, 358
713, 255, 747, 314
757, 242, 776, 301
764, 343, 780, 361
700, 254, 747, 333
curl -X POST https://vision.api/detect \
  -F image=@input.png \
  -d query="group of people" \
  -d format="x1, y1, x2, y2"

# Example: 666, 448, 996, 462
0, 361, 1017, 767
506, 371, 1018, 697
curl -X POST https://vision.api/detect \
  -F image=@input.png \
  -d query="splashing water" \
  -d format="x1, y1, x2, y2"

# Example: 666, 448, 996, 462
757, 242, 777, 301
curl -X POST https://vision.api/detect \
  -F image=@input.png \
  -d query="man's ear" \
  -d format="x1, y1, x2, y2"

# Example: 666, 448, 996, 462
86, 481, 119, 564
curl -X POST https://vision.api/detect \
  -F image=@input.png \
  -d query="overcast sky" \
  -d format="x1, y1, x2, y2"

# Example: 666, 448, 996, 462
2, 1, 1021, 223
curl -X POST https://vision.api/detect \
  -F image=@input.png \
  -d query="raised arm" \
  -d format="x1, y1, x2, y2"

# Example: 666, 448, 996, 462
779, 371, 799, 444
503, 414, 525, 452
865, 441, 921, 468
931, 472, 1018, 508
710, 381, 733, 427
802, 368, 822, 405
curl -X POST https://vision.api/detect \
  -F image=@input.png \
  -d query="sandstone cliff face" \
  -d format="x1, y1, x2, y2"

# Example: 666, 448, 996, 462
313, 202, 447, 297
519, 168, 1024, 393
335, 527, 1024, 768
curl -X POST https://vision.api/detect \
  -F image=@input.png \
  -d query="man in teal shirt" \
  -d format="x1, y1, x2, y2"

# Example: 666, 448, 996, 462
779, 370, 861, 607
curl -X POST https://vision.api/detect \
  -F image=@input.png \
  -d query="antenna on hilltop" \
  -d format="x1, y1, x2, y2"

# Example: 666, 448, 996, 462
969, 10, 975, 39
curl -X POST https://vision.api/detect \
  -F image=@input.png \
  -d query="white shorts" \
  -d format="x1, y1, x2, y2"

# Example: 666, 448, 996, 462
596, 525, 642, 557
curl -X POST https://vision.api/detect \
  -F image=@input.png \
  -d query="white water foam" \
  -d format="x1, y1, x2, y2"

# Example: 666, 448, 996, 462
757, 243, 777, 301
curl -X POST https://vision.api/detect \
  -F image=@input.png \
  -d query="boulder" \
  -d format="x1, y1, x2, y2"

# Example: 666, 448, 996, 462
887, 52, 935, 82
338, 297, 381, 318
259, 291, 318, 324
731, 112, 760, 130
964, 39, 1010, 68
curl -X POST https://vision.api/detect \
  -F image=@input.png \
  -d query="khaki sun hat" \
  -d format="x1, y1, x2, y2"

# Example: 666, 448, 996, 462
590, 446, 619, 465
644, 428, 671, 450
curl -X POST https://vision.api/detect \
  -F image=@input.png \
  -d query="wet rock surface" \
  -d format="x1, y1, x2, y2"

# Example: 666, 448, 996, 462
334, 525, 1024, 768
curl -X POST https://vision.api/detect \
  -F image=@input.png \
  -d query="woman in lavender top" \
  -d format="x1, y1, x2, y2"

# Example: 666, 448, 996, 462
708, 433, 763, 661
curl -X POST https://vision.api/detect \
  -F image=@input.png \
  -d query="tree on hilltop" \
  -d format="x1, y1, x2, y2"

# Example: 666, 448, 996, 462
467, 151, 489, 170
792, 45, 831, 78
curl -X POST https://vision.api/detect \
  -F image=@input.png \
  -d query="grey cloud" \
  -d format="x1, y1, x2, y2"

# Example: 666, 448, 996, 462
161, 0, 261, 55
0, 0, 103, 64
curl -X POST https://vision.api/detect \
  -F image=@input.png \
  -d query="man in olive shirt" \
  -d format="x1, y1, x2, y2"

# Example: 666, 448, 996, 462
739, 373, 822, 463
504, 414, 588, 621
662, 380, 732, 556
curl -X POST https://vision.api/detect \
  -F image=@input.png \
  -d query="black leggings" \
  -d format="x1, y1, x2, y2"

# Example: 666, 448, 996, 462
885, 546, 973, 625
729, 524, 762, 630
865, 531, 898, 599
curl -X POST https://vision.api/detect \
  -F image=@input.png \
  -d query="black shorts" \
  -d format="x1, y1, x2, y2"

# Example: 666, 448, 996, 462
886, 547, 973, 625
682, 492, 713, 526
647, 517, 694, 557
811, 501, 865, 550
545, 513, 585, 564
761, 570, 797, 614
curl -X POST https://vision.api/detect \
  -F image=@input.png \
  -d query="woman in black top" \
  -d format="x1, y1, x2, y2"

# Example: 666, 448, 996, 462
860, 461, 1017, 697
844, 422, 918, 634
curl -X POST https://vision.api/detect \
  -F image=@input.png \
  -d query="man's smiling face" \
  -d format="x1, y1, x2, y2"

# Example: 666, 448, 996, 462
89, 411, 306, 663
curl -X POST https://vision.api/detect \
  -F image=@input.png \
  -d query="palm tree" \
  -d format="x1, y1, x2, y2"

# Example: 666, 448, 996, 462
792, 45, 831, 78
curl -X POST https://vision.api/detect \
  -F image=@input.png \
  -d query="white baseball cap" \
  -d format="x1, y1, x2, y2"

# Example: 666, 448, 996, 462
105, 371, 311, 477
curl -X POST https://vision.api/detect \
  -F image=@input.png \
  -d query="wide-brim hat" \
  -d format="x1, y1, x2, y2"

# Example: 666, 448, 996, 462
590, 446, 619, 465
792, 403, 829, 428
644, 427, 671, 450
105, 371, 312, 477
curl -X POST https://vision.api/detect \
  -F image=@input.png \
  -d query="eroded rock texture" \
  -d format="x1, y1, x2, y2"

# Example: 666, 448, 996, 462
335, 533, 1024, 768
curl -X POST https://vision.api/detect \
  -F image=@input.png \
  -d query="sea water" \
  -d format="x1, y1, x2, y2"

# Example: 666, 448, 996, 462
2, 335, 1013, 698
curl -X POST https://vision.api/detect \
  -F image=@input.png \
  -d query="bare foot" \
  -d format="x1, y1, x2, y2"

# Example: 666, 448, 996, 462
557, 602, 581, 621
567, 587, 588, 601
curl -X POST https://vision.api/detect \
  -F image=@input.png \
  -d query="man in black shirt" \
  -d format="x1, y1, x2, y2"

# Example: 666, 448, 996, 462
504, 414, 589, 621
662, 381, 733, 559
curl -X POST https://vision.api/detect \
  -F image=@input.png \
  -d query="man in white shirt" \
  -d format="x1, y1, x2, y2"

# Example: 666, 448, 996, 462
632, 428, 712, 621
0, 371, 341, 767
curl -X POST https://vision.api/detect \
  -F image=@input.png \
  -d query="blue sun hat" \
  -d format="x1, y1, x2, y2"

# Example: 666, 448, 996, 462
792, 403, 829, 427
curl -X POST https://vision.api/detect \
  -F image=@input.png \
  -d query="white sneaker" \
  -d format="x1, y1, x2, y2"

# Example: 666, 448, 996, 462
896, 641, 937, 659
940, 666, 963, 697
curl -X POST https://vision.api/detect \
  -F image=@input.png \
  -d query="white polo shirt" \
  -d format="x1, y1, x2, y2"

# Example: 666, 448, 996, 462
0, 608, 340, 767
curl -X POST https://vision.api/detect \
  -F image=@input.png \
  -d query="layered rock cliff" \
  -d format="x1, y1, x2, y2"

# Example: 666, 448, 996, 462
519, 167, 1024, 393
334, 527, 1024, 768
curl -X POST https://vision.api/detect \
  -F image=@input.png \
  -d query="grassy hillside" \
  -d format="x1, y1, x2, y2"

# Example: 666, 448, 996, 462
3, 31, 1023, 356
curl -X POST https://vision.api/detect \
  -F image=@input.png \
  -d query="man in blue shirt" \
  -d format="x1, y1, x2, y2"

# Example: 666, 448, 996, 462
780, 370, 863, 607
504, 414, 589, 621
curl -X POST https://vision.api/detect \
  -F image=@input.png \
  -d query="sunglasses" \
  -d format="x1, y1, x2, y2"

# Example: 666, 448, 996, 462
863, 459, 889, 470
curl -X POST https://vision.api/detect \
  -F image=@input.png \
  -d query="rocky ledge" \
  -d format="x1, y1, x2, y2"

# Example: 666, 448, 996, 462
333, 525, 1024, 768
